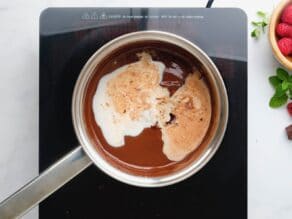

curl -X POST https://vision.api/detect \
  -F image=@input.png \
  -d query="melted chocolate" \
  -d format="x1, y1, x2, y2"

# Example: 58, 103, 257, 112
83, 41, 219, 176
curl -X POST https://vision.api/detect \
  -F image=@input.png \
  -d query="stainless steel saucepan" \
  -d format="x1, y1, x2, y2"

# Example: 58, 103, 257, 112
0, 31, 228, 218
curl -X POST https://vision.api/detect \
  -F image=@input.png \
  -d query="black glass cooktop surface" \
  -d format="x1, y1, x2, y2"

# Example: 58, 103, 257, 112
39, 8, 247, 219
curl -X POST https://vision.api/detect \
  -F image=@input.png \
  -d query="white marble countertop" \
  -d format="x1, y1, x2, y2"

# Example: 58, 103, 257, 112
1, 0, 291, 218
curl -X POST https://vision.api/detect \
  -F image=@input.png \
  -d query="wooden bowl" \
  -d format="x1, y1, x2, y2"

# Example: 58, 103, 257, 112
269, 0, 292, 70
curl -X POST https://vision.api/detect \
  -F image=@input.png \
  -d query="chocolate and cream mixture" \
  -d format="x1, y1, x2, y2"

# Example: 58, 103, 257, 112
92, 52, 211, 162
93, 53, 170, 146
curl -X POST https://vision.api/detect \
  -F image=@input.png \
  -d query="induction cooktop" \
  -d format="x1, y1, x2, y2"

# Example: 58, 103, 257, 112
39, 7, 247, 219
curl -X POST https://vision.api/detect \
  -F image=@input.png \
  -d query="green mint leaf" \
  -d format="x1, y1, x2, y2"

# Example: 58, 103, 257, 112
262, 22, 268, 32
289, 88, 292, 99
275, 84, 287, 97
257, 11, 267, 18
251, 28, 260, 39
252, 21, 263, 27
269, 94, 288, 108
269, 76, 282, 88
288, 75, 292, 82
251, 11, 269, 39
277, 68, 289, 81
282, 81, 290, 90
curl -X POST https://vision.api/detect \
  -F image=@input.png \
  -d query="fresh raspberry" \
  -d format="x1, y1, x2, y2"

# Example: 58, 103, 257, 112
287, 102, 292, 116
276, 23, 292, 38
285, 124, 292, 140
281, 4, 292, 25
278, 37, 292, 56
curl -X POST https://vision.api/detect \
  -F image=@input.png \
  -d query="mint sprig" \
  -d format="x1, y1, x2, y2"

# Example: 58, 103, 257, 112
251, 11, 269, 39
270, 95, 288, 108
269, 68, 292, 108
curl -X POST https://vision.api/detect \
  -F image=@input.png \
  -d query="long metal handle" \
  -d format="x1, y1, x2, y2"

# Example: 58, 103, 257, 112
0, 146, 92, 219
